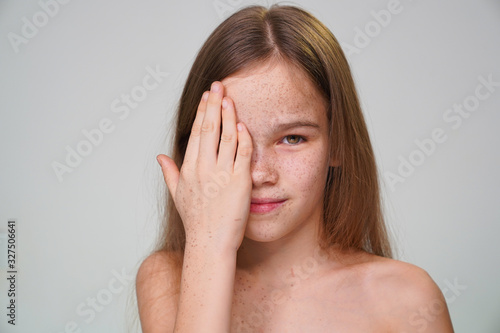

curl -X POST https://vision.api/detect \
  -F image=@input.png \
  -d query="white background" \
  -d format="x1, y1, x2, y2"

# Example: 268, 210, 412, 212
1, 0, 499, 332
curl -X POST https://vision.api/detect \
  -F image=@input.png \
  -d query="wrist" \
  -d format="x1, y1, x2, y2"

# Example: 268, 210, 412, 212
184, 238, 238, 260
185, 233, 240, 258
176, 236, 237, 333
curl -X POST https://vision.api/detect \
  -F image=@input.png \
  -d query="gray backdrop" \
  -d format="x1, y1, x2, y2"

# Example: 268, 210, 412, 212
1, 0, 499, 332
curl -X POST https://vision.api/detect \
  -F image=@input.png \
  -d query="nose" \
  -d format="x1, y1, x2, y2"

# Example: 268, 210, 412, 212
250, 147, 279, 187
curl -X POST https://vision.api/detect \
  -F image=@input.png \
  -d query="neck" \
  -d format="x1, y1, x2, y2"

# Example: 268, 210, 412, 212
235, 218, 334, 287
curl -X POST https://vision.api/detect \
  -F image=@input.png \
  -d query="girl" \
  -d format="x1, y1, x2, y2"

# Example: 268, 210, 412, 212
136, 5, 454, 332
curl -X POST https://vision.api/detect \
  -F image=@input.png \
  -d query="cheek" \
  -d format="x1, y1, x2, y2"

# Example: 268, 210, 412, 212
281, 148, 329, 196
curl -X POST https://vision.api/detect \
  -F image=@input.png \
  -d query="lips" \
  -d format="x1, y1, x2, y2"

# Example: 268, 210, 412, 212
250, 198, 287, 214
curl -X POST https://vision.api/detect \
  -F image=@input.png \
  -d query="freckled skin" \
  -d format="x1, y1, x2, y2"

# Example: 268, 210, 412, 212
222, 60, 334, 331
139, 57, 453, 333
221, 61, 331, 244
215, 61, 453, 333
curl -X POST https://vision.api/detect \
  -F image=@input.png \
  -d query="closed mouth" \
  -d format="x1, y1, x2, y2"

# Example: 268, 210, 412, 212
250, 199, 287, 214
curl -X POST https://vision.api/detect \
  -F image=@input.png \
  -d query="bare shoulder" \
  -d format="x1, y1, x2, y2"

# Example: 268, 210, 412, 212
136, 250, 182, 333
355, 254, 454, 332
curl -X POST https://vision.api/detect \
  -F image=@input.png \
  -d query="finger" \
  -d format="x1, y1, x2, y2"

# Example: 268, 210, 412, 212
217, 97, 238, 171
198, 81, 223, 168
183, 91, 209, 168
157, 154, 179, 200
233, 122, 253, 175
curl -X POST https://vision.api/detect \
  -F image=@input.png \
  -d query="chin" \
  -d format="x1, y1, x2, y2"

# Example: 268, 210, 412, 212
243, 218, 284, 243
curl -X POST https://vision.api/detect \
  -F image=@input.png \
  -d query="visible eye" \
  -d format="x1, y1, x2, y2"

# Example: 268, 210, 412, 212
281, 135, 306, 145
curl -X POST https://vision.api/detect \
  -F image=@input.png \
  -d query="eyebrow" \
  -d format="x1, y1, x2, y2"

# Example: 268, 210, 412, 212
271, 120, 321, 131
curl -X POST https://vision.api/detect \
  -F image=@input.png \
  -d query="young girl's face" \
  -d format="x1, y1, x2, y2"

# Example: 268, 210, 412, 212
221, 60, 333, 243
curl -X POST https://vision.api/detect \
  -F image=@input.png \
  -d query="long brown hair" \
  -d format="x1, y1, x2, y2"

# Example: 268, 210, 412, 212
156, 4, 392, 268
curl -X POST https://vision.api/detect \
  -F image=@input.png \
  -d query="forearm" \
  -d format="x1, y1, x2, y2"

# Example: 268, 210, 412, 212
174, 240, 237, 332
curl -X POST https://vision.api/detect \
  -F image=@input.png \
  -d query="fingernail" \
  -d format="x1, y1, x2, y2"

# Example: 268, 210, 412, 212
156, 155, 162, 166
211, 82, 220, 92
202, 91, 209, 101
237, 123, 243, 132
222, 99, 228, 109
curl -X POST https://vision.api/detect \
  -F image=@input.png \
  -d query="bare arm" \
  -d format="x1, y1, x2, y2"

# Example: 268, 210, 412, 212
137, 81, 253, 332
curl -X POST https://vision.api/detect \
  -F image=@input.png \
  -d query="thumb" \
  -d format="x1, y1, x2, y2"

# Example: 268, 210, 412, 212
157, 154, 179, 200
